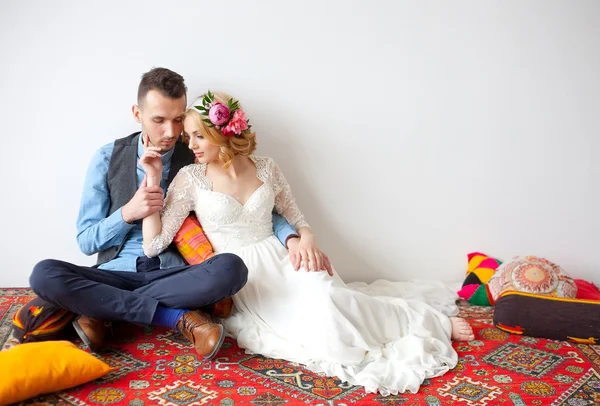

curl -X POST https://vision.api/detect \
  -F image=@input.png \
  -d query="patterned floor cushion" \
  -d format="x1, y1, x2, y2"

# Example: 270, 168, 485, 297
488, 255, 577, 301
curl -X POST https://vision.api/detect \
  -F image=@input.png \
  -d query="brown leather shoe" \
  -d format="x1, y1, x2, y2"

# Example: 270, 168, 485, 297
72, 315, 108, 352
212, 297, 234, 319
177, 311, 224, 359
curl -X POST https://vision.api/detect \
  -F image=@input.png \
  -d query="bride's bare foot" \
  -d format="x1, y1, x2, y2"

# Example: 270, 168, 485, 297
450, 317, 475, 341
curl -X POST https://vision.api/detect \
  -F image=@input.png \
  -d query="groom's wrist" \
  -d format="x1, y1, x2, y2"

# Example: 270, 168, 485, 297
285, 234, 300, 249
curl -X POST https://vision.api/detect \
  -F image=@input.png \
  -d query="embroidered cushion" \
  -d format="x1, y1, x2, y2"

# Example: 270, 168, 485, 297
488, 255, 577, 301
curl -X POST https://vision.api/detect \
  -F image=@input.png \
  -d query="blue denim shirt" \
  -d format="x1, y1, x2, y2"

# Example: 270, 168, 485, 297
76, 136, 297, 271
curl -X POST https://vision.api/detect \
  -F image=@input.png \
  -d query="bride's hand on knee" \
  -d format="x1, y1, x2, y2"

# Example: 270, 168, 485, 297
288, 236, 334, 277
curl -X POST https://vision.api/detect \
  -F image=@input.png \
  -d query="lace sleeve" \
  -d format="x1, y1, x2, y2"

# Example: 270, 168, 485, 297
269, 157, 310, 230
143, 167, 196, 257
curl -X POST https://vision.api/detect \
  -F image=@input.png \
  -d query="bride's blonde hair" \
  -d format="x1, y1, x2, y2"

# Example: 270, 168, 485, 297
185, 92, 257, 168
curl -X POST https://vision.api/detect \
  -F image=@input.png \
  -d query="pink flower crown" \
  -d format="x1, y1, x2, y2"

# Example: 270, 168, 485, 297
193, 91, 251, 138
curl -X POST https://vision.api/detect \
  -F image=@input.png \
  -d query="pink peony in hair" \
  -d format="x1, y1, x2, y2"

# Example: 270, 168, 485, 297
208, 102, 230, 126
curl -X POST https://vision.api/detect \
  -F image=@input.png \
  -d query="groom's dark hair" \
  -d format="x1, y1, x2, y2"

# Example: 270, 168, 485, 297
137, 67, 187, 106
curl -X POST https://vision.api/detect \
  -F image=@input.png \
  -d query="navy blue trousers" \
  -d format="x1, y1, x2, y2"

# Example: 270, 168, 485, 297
29, 254, 248, 325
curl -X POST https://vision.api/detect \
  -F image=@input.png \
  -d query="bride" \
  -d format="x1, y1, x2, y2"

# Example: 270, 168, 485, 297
142, 92, 474, 395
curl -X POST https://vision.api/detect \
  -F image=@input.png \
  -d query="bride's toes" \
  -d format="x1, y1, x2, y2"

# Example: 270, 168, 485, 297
450, 317, 475, 341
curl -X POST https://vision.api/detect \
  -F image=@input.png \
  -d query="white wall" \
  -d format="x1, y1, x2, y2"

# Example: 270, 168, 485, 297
1, 0, 599, 287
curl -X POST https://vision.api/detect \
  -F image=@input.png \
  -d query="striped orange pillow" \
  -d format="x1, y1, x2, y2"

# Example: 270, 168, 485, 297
173, 214, 214, 265
173, 215, 233, 318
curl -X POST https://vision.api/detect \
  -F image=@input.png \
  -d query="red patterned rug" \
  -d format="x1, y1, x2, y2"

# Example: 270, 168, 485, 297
2, 288, 600, 405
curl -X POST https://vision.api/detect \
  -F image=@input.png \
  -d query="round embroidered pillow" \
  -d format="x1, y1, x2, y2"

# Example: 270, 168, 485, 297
488, 256, 577, 301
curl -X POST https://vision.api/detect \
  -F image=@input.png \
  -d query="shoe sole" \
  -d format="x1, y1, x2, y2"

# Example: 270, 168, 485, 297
203, 324, 225, 360
72, 317, 100, 353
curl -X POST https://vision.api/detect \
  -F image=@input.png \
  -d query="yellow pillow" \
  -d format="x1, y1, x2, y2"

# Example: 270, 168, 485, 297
0, 340, 112, 404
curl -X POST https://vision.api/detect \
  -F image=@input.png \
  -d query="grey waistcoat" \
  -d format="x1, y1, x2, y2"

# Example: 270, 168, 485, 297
96, 132, 195, 266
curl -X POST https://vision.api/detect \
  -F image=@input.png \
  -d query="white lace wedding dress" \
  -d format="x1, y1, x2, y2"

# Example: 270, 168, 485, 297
145, 156, 458, 395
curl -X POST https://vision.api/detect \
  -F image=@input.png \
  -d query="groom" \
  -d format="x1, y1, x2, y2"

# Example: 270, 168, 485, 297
29, 67, 301, 358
